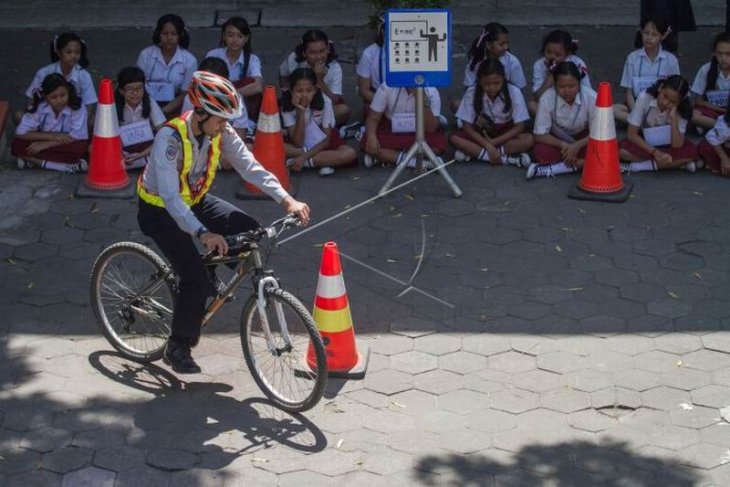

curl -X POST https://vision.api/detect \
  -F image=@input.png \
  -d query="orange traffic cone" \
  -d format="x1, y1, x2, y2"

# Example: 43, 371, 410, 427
568, 82, 632, 202
76, 78, 134, 198
307, 242, 369, 379
237, 85, 293, 200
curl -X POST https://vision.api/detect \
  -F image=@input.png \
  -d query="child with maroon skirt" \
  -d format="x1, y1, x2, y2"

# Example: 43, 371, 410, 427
449, 58, 533, 168
361, 82, 446, 169
697, 101, 730, 176
620, 75, 698, 173
13, 73, 89, 173
282, 68, 356, 176
527, 61, 596, 179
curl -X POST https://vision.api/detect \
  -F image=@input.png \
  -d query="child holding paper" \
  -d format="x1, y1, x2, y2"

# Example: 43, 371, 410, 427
619, 75, 698, 173
281, 68, 357, 176
115, 67, 166, 169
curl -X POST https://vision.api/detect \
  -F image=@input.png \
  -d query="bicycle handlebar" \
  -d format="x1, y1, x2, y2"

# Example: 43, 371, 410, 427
224, 214, 302, 248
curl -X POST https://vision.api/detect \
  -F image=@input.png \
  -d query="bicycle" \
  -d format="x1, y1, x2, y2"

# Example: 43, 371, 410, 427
89, 215, 327, 413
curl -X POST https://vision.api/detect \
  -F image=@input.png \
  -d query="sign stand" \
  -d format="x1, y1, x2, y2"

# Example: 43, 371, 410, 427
379, 87, 462, 197
381, 8, 461, 198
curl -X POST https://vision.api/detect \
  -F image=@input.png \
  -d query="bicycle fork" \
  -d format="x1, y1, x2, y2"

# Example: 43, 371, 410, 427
256, 276, 293, 355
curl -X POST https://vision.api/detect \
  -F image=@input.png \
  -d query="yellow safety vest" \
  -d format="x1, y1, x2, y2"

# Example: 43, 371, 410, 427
137, 112, 221, 208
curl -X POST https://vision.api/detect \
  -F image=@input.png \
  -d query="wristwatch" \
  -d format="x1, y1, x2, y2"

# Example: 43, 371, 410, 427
196, 226, 209, 238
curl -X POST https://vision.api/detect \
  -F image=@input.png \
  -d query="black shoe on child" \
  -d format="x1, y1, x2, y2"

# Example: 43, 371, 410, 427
163, 339, 201, 374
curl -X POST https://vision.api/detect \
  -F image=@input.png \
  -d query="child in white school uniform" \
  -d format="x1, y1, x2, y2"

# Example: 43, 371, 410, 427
698, 98, 730, 175
613, 17, 680, 124
450, 23, 526, 115
205, 16, 264, 121
280, 30, 350, 126
12, 74, 89, 173
528, 62, 597, 179
620, 75, 698, 173
137, 14, 197, 118
282, 68, 357, 176
530, 30, 591, 116
356, 13, 386, 118
22, 32, 97, 126
691, 32, 730, 130
449, 59, 533, 167
115, 67, 166, 169
362, 83, 447, 169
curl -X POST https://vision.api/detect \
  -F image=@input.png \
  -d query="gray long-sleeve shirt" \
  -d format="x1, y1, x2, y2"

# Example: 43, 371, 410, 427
140, 116, 289, 235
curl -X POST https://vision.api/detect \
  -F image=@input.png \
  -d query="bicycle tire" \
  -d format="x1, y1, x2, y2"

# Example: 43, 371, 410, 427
90, 242, 174, 363
240, 287, 327, 412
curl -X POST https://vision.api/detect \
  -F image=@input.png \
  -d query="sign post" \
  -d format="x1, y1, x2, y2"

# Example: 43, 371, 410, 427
381, 8, 461, 197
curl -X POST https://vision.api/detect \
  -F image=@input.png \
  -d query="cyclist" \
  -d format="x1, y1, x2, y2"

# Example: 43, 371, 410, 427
137, 71, 310, 374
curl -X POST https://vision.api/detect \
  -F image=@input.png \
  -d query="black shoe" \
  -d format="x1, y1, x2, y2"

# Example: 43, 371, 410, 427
163, 340, 201, 374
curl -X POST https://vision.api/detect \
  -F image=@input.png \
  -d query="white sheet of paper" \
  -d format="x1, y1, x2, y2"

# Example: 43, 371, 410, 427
706, 90, 729, 108
304, 121, 327, 149
391, 112, 416, 133
632, 76, 657, 95
119, 120, 154, 147
147, 81, 175, 102
643, 124, 672, 147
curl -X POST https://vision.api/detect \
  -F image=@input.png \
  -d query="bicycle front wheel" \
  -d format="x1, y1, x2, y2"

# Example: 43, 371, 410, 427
90, 242, 174, 362
240, 287, 327, 412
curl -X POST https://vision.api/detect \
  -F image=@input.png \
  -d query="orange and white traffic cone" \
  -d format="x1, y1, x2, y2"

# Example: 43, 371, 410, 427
237, 85, 293, 199
568, 81, 632, 202
76, 78, 134, 198
307, 242, 369, 379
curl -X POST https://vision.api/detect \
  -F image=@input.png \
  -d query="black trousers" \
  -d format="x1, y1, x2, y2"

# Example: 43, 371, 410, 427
137, 194, 259, 342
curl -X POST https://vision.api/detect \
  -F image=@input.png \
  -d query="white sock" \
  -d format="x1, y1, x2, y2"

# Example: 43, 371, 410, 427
499, 146, 509, 165
550, 162, 576, 175
41, 160, 74, 173
629, 160, 657, 172
477, 148, 490, 162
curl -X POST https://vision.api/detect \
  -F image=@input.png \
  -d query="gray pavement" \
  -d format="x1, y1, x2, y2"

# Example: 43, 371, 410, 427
1, 22, 730, 487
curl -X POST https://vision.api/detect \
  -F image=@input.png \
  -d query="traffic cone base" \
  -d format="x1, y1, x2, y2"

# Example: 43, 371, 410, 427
569, 81, 632, 203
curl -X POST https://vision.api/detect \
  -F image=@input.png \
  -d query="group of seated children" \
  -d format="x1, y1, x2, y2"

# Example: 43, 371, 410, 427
11, 14, 730, 178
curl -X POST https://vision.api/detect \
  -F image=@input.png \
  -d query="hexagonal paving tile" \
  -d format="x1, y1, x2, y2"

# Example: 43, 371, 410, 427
679, 442, 730, 470
669, 406, 722, 429
647, 298, 692, 319
591, 387, 642, 411
682, 350, 730, 371
569, 410, 617, 432
536, 351, 585, 374
702, 332, 730, 353
413, 334, 462, 356
512, 369, 563, 393
655, 334, 704, 355
415, 410, 465, 434
437, 428, 493, 454
413, 369, 464, 395
439, 351, 487, 374
586, 350, 633, 373
714, 367, 730, 387
700, 423, 730, 446
562, 369, 614, 392
41, 446, 94, 474
489, 388, 539, 414
540, 388, 591, 413
439, 389, 490, 415
691, 385, 730, 408
389, 389, 438, 415
62, 467, 114, 487
604, 334, 656, 356
466, 408, 517, 434
388, 429, 440, 455
487, 351, 536, 374
461, 334, 511, 356
660, 368, 712, 391
612, 369, 661, 391
367, 335, 413, 356
363, 370, 413, 396
641, 387, 691, 411
361, 409, 414, 433
390, 351, 438, 375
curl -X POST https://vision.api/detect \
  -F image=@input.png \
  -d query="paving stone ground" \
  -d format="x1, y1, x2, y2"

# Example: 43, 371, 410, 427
1, 24, 730, 487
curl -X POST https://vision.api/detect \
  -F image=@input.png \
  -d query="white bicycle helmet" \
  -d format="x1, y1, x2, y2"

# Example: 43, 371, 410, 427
187, 71, 243, 120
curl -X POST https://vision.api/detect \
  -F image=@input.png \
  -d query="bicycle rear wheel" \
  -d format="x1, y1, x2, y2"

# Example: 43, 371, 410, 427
240, 287, 327, 412
90, 242, 174, 362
